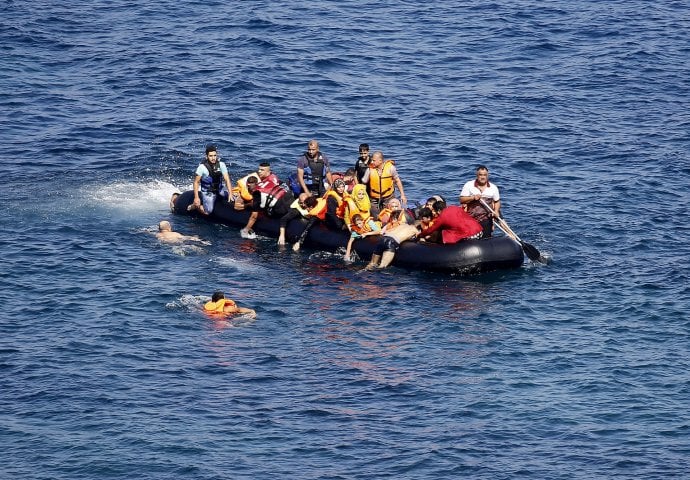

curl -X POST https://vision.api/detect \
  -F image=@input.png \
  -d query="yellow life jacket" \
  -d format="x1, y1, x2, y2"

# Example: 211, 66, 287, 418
368, 160, 395, 199
344, 198, 373, 229
234, 172, 260, 201
290, 198, 309, 217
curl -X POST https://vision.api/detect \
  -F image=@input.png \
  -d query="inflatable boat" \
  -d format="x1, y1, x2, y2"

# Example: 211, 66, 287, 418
172, 191, 525, 274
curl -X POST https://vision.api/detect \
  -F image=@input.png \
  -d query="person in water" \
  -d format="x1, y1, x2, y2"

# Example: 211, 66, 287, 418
204, 291, 256, 319
419, 200, 483, 244
156, 221, 208, 244
189, 145, 234, 215
460, 165, 501, 238
296, 139, 333, 197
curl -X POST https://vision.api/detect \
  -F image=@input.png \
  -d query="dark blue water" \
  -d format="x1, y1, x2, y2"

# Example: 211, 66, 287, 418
2, 1, 689, 479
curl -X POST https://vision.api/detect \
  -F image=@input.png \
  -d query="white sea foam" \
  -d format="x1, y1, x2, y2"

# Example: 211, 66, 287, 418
87, 180, 191, 213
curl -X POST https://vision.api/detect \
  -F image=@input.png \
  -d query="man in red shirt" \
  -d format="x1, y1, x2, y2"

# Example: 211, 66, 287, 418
419, 200, 483, 244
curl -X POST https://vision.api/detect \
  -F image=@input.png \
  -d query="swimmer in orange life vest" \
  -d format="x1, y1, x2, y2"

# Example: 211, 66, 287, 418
203, 291, 256, 319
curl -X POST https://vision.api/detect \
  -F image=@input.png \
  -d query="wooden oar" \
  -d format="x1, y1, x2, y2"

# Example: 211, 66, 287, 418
479, 199, 545, 263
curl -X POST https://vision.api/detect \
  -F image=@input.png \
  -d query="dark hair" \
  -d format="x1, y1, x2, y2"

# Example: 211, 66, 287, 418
419, 207, 433, 219
432, 200, 447, 213
359, 143, 369, 151
344, 167, 356, 176
259, 162, 270, 168
476, 165, 488, 172
304, 197, 318, 209
427, 195, 445, 204
246, 176, 258, 186
212, 291, 224, 302
352, 213, 363, 223
206, 145, 217, 155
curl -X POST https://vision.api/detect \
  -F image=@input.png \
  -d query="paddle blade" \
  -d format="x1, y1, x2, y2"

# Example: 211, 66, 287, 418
521, 241, 546, 263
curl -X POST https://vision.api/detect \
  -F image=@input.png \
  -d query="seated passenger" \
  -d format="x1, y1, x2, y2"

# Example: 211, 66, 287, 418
343, 184, 372, 230
290, 196, 327, 252
277, 195, 321, 251
204, 291, 256, 319
416, 207, 441, 243
377, 197, 414, 227
344, 213, 382, 262
241, 174, 294, 238
419, 200, 482, 244
189, 145, 234, 215
324, 179, 348, 231
234, 162, 277, 211
330, 168, 358, 194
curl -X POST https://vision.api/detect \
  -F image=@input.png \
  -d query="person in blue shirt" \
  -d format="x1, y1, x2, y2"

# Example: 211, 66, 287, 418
189, 145, 234, 215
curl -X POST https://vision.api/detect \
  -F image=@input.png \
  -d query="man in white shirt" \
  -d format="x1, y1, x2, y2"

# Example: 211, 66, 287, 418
460, 165, 501, 238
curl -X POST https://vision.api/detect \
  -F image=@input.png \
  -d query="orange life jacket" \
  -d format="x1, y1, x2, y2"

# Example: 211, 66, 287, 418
368, 160, 395, 199
308, 197, 328, 220
204, 298, 237, 315
325, 190, 347, 218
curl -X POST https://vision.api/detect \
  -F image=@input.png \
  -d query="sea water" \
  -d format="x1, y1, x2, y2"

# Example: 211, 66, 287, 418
1, 1, 689, 478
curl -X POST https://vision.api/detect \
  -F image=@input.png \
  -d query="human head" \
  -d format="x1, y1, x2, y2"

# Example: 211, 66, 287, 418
432, 200, 447, 213
386, 197, 402, 211
306, 140, 319, 158
304, 196, 318, 209
169, 193, 180, 211
475, 165, 489, 184
371, 151, 384, 167
425, 195, 445, 209
352, 213, 364, 226
246, 176, 259, 191
206, 145, 218, 162
358, 144, 370, 159
257, 162, 271, 179
158, 220, 171, 232
333, 179, 345, 192
419, 207, 433, 222
352, 184, 366, 200
351, 184, 371, 211
297, 193, 312, 208
211, 291, 225, 302
344, 168, 356, 182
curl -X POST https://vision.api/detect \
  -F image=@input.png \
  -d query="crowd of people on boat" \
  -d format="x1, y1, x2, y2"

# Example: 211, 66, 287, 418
179, 140, 504, 270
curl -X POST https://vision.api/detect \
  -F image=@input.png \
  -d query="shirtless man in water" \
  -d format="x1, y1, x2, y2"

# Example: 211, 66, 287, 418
156, 221, 208, 244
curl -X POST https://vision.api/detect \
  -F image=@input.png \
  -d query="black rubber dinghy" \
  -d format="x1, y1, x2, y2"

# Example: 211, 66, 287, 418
172, 190, 524, 274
